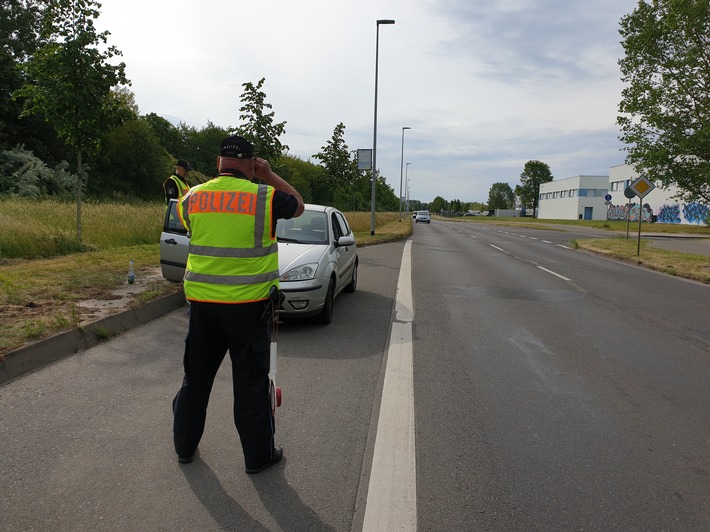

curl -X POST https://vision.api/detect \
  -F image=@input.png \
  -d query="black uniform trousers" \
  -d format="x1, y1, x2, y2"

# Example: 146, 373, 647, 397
172, 300, 276, 469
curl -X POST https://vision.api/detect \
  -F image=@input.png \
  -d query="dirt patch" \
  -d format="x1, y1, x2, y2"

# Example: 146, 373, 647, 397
0, 267, 182, 356
76, 267, 169, 325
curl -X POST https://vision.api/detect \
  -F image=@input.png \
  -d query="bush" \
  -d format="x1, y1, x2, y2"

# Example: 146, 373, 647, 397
0, 146, 78, 199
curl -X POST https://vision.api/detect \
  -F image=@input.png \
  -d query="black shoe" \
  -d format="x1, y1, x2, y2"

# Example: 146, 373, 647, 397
177, 449, 197, 464
245, 445, 283, 474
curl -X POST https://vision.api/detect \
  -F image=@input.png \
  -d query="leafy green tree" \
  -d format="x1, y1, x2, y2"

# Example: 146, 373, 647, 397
277, 155, 317, 204
14, 0, 129, 241
235, 78, 287, 163
96, 119, 172, 200
514, 160, 553, 217
488, 182, 515, 209
312, 123, 359, 207
179, 120, 229, 177
1, 0, 67, 163
618, 0, 710, 203
374, 173, 398, 211
430, 196, 447, 213
142, 113, 183, 156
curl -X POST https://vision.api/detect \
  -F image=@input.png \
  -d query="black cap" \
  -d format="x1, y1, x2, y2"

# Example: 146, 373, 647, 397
219, 136, 254, 159
176, 159, 192, 170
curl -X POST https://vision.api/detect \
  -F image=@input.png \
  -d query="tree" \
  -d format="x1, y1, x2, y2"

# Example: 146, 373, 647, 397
178, 120, 230, 177
430, 196, 447, 213
235, 78, 288, 163
515, 160, 553, 217
14, 0, 129, 241
96, 119, 172, 200
618, 0, 710, 203
143, 113, 183, 156
1, 0, 67, 163
488, 182, 515, 209
312, 123, 359, 207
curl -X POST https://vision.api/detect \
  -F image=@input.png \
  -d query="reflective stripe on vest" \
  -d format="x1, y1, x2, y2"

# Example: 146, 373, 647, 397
180, 176, 278, 303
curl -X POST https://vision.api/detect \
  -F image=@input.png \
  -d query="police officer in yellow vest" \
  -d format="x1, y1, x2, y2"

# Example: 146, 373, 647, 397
163, 159, 192, 204
172, 135, 304, 473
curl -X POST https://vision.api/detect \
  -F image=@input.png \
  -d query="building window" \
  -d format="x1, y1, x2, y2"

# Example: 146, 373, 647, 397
561, 190, 566, 198
546, 192, 552, 199
578, 189, 588, 197
569, 190, 576, 197
539, 193, 544, 200
553, 191, 559, 198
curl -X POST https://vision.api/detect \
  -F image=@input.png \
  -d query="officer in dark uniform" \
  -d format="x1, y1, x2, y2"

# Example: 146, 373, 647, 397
172, 136, 304, 474
163, 159, 192, 204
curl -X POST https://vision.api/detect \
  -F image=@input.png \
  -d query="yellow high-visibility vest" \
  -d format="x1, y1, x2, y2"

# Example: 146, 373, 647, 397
164, 174, 190, 200
178, 176, 278, 304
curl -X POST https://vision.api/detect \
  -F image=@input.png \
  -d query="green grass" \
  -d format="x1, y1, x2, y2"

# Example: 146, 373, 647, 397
0, 199, 411, 356
0, 197, 165, 259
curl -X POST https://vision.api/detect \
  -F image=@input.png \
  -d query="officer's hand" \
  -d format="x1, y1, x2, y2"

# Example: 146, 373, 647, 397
254, 157, 274, 181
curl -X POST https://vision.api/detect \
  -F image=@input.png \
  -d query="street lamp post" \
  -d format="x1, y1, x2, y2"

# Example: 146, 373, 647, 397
398, 126, 411, 221
370, 19, 395, 236
405, 162, 411, 213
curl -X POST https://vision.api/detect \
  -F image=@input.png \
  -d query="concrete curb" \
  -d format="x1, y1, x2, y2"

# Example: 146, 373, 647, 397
0, 290, 186, 386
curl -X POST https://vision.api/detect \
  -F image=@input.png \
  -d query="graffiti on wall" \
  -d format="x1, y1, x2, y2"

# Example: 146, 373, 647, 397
609, 201, 709, 224
683, 202, 710, 225
607, 203, 653, 222
658, 202, 709, 224
657, 204, 681, 224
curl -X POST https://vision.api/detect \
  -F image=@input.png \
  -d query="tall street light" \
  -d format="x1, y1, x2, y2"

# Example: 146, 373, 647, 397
370, 18, 395, 236
405, 162, 411, 213
398, 126, 411, 221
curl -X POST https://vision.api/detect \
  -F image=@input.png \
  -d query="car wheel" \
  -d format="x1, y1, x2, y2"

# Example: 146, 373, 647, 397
344, 259, 358, 293
316, 278, 335, 324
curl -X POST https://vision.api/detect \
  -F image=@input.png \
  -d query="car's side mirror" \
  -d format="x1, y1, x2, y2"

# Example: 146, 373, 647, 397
336, 235, 355, 247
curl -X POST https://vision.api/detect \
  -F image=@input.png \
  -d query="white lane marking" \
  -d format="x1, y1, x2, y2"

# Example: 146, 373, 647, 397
557, 244, 571, 249
490, 244, 505, 252
541, 240, 553, 244
537, 265, 571, 281
470, 235, 478, 239
363, 240, 416, 532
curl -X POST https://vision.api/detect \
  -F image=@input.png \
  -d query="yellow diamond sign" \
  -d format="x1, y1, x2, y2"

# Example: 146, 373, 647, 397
629, 175, 656, 199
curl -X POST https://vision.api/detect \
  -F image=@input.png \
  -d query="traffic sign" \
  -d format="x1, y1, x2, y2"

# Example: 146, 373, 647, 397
604, 194, 612, 201
629, 175, 656, 199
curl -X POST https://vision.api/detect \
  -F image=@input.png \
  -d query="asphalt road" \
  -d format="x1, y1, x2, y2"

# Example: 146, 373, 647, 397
413, 220, 710, 530
0, 242, 405, 532
2, 221, 709, 531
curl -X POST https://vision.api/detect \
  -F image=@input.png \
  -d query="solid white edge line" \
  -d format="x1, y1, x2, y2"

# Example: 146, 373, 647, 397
537, 265, 571, 281
362, 240, 417, 532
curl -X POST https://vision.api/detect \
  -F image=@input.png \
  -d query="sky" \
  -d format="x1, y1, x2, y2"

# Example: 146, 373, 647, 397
97, 0, 639, 204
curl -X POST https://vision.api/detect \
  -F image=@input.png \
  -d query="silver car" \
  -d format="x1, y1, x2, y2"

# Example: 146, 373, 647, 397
415, 210, 431, 223
160, 201, 358, 324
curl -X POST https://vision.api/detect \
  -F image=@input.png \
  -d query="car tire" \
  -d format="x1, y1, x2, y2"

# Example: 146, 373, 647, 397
344, 260, 358, 293
316, 278, 335, 325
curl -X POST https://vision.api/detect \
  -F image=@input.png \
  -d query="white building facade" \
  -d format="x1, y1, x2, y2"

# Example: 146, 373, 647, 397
606, 164, 709, 224
537, 175, 609, 221
536, 164, 709, 225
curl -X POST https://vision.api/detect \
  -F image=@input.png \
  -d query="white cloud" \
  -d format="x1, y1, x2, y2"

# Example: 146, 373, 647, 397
97, 0, 638, 203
